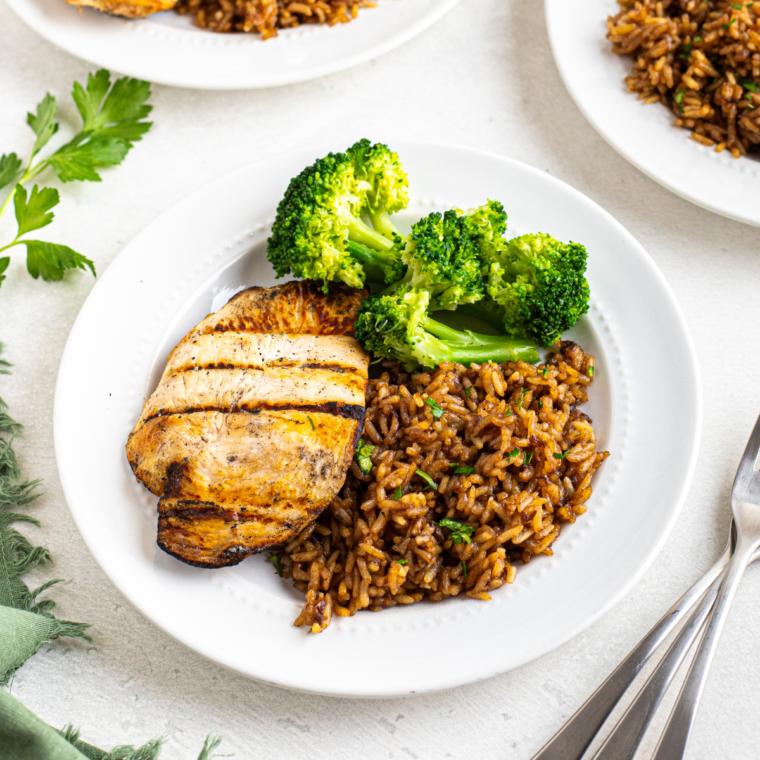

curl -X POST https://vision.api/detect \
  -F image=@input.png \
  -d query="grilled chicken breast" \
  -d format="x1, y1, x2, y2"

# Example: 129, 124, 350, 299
126, 281, 369, 568
64, 0, 176, 18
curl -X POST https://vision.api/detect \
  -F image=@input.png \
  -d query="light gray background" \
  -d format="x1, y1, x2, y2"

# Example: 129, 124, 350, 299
1, 1, 759, 757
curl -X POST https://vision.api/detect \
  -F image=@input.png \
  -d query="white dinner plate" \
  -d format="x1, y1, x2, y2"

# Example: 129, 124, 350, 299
4, 0, 459, 89
54, 141, 701, 697
545, 0, 760, 227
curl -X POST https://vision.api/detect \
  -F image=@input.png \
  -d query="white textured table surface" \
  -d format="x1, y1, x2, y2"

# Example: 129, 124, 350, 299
2, 1, 760, 758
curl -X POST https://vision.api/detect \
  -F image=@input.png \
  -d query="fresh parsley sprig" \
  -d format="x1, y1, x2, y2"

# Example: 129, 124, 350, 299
0, 69, 152, 289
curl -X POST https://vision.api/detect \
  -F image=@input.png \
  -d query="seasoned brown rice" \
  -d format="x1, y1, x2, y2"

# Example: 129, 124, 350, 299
173, 0, 377, 37
275, 341, 610, 633
608, 0, 760, 158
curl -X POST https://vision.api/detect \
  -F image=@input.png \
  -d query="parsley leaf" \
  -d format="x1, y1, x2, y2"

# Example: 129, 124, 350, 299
523, 451, 534, 467
307, 415, 315, 431
0, 154, 23, 192
415, 470, 437, 490
26, 93, 59, 161
518, 387, 529, 408
426, 397, 445, 419
24, 241, 95, 282
14, 184, 58, 237
0, 257, 9, 287
46, 71, 152, 184
437, 517, 474, 545
47, 136, 129, 183
450, 464, 475, 475
461, 561, 467, 579
465, 386, 472, 398
395, 558, 408, 565
267, 554, 284, 577
553, 446, 574, 461
355, 438, 375, 474
72, 70, 152, 143
393, 487, 402, 500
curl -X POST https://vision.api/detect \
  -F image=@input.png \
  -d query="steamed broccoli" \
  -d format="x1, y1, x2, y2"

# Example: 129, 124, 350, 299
479, 233, 590, 347
267, 140, 408, 290
385, 201, 505, 311
347, 139, 408, 239
354, 289, 539, 371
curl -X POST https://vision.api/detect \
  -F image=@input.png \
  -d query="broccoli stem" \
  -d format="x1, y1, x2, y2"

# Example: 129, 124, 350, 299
347, 218, 395, 252
368, 210, 401, 241
421, 316, 539, 364
346, 241, 399, 284
456, 300, 507, 333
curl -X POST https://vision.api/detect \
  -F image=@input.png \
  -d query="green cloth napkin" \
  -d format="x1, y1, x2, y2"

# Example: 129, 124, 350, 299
0, 690, 222, 760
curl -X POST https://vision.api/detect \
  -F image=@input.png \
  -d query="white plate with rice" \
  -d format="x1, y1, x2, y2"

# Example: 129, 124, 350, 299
545, 0, 760, 228
4, 0, 459, 89
54, 140, 701, 696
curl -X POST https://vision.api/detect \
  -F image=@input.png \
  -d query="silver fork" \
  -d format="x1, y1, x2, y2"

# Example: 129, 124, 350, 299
650, 413, 760, 759
531, 413, 760, 760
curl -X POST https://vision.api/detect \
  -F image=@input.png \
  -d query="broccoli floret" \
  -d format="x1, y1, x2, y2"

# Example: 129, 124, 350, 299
481, 233, 590, 347
459, 199, 508, 260
354, 289, 540, 371
385, 203, 505, 311
267, 140, 409, 290
347, 139, 409, 239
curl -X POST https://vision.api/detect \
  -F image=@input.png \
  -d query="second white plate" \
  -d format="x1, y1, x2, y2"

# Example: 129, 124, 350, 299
54, 141, 701, 696
546, 0, 760, 227
4, 0, 460, 89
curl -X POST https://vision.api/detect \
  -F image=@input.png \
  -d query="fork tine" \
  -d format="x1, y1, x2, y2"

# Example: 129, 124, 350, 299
732, 413, 760, 501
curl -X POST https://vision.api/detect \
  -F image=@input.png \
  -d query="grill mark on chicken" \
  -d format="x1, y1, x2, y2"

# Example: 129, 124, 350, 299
134, 365, 366, 431
126, 281, 369, 568
142, 400, 366, 426
168, 360, 364, 376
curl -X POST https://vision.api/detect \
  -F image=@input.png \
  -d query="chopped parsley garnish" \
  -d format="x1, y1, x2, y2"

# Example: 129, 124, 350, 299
426, 397, 445, 419
538, 401, 543, 410
461, 561, 468, 579
553, 446, 574, 461
542, 367, 549, 378
267, 554, 284, 577
451, 464, 475, 475
682, 42, 693, 53
307, 415, 315, 431
523, 451, 534, 467
695, 36, 703, 41
415, 470, 437, 490
518, 387, 529, 408
507, 448, 520, 460
465, 386, 472, 398
675, 91, 685, 103
395, 558, 408, 565
393, 487, 402, 500
355, 438, 375, 474
506, 408, 513, 417
731, 2, 742, 8
437, 517, 475, 545
588, 366, 595, 377
744, 81, 758, 92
